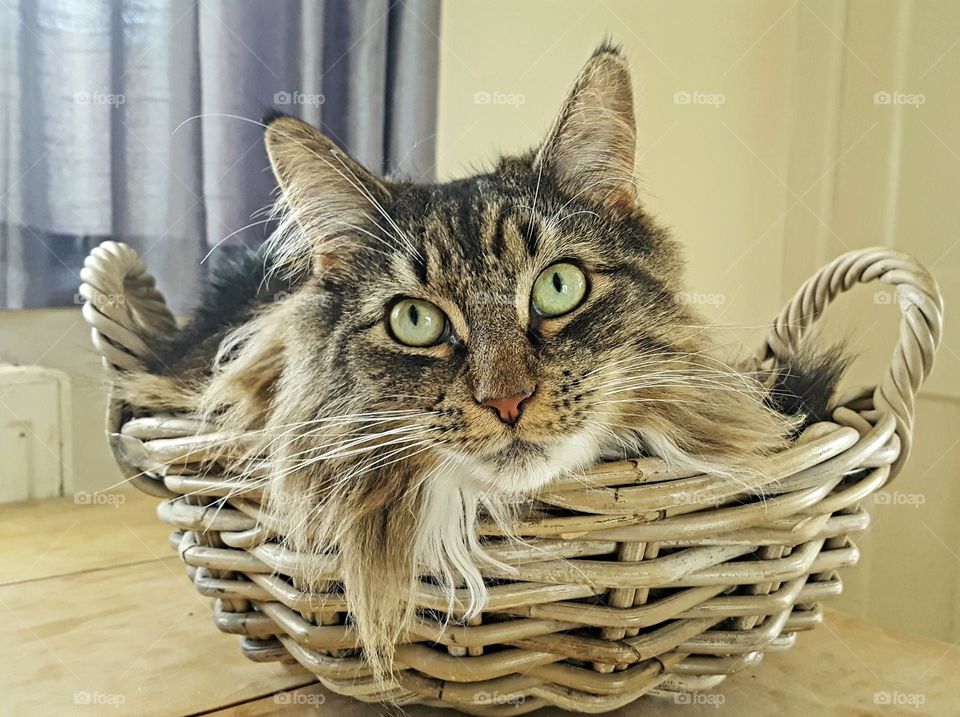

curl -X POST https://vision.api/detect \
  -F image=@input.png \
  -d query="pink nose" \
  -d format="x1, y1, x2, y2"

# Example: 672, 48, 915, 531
480, 389, 535, 426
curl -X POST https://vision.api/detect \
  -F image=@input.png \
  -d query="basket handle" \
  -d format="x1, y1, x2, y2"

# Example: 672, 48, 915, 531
79, 241, 177, 371
763, 247, 944, 479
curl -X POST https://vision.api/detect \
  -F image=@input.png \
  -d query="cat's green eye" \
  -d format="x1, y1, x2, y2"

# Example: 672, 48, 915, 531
388, 299, 447, 347
531, 262, 588, 317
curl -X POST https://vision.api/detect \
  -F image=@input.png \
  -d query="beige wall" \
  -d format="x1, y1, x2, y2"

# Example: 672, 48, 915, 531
437, 0, 960, 642
818, 0, 960, 643
0, 309, 123, 494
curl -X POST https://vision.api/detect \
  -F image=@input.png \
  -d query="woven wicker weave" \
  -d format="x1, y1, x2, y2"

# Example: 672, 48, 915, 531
81, 241, 942, 714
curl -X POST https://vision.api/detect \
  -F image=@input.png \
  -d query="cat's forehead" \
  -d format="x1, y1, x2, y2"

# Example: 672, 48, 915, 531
393, 192, 571, 293
398, 177, 572, 258
363, 178, 665, 325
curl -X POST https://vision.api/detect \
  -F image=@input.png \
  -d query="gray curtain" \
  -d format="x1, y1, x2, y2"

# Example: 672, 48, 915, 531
0, 0, 441, 313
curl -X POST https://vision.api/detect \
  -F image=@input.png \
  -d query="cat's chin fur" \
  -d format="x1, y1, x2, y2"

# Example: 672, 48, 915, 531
413, 469, 510, 620
446, 430, 602, 496
413, 432, 602, 620
411, 424, 760, 637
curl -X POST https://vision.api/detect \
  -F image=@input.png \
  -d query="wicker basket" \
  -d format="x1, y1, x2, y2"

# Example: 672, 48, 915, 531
80, 242, 942, 714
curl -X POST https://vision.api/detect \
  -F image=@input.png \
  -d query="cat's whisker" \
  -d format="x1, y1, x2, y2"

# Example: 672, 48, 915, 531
325, 439, 441, 488
282, 425, 439, 463
593, 397, 709, 406
554, 208, 601, 225
594, 370, 761, 386
585, 350, 767, 382
548, 174, 631, 223
248, 411, 425, 437
271, 435, 438, 480
263, 418, 437, 461
379, 393, 444, 402
589, 362, 768, 396
592, 366, 759, 385
200, 218, 274, 265
284, 426, 436, 460
596, 378, 765, 398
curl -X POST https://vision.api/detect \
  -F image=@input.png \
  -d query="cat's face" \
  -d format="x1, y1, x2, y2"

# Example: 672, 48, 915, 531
282, 173, 685, 494
264, 47, 788, 495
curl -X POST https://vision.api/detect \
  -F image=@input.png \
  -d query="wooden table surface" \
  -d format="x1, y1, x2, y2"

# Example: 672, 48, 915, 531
2, 489, 957, 716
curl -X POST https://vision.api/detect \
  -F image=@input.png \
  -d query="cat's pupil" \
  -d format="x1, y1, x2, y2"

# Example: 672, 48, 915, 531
552, 272, 563, 292
408, 304, 420, 326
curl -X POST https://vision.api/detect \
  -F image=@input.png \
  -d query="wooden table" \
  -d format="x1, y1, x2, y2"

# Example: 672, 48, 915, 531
2, 489, 957, 715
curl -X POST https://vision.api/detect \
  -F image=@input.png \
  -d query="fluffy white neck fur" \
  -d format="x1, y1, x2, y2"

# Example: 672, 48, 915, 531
412, 426, 740, 620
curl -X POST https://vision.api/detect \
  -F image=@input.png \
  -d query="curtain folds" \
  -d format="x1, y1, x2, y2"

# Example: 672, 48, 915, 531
0, 0, 441, 312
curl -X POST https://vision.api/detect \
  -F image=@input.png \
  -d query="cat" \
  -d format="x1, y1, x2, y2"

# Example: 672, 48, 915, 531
115, 43, 843, 678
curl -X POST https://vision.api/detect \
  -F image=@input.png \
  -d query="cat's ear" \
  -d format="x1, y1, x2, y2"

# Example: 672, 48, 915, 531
264, 113, 388, 269
534, 46, 637, 215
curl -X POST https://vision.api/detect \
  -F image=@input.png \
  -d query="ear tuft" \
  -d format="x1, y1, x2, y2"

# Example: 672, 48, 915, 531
535, 45, 637, 216
261, 108, 292, 126
263, 116, 389, 274
591, 38, 625, 60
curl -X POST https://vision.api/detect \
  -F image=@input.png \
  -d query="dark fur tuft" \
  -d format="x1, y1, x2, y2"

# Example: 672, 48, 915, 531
592, 38, 625, 59
262, 108, 292, 126
767, 345, 848, 429
143, 249, 293, 377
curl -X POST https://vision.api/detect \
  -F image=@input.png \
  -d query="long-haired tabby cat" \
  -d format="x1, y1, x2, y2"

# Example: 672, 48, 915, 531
117, 44, 842, 677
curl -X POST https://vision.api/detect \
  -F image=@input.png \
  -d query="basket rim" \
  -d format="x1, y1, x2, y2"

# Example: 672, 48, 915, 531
82, 242, 944, 490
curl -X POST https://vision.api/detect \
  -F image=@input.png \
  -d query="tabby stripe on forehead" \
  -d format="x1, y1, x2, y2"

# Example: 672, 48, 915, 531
520, 218, 539, 257
410, 249, 429, 285
488, 210, 507, 259
454, 201, 484, 264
